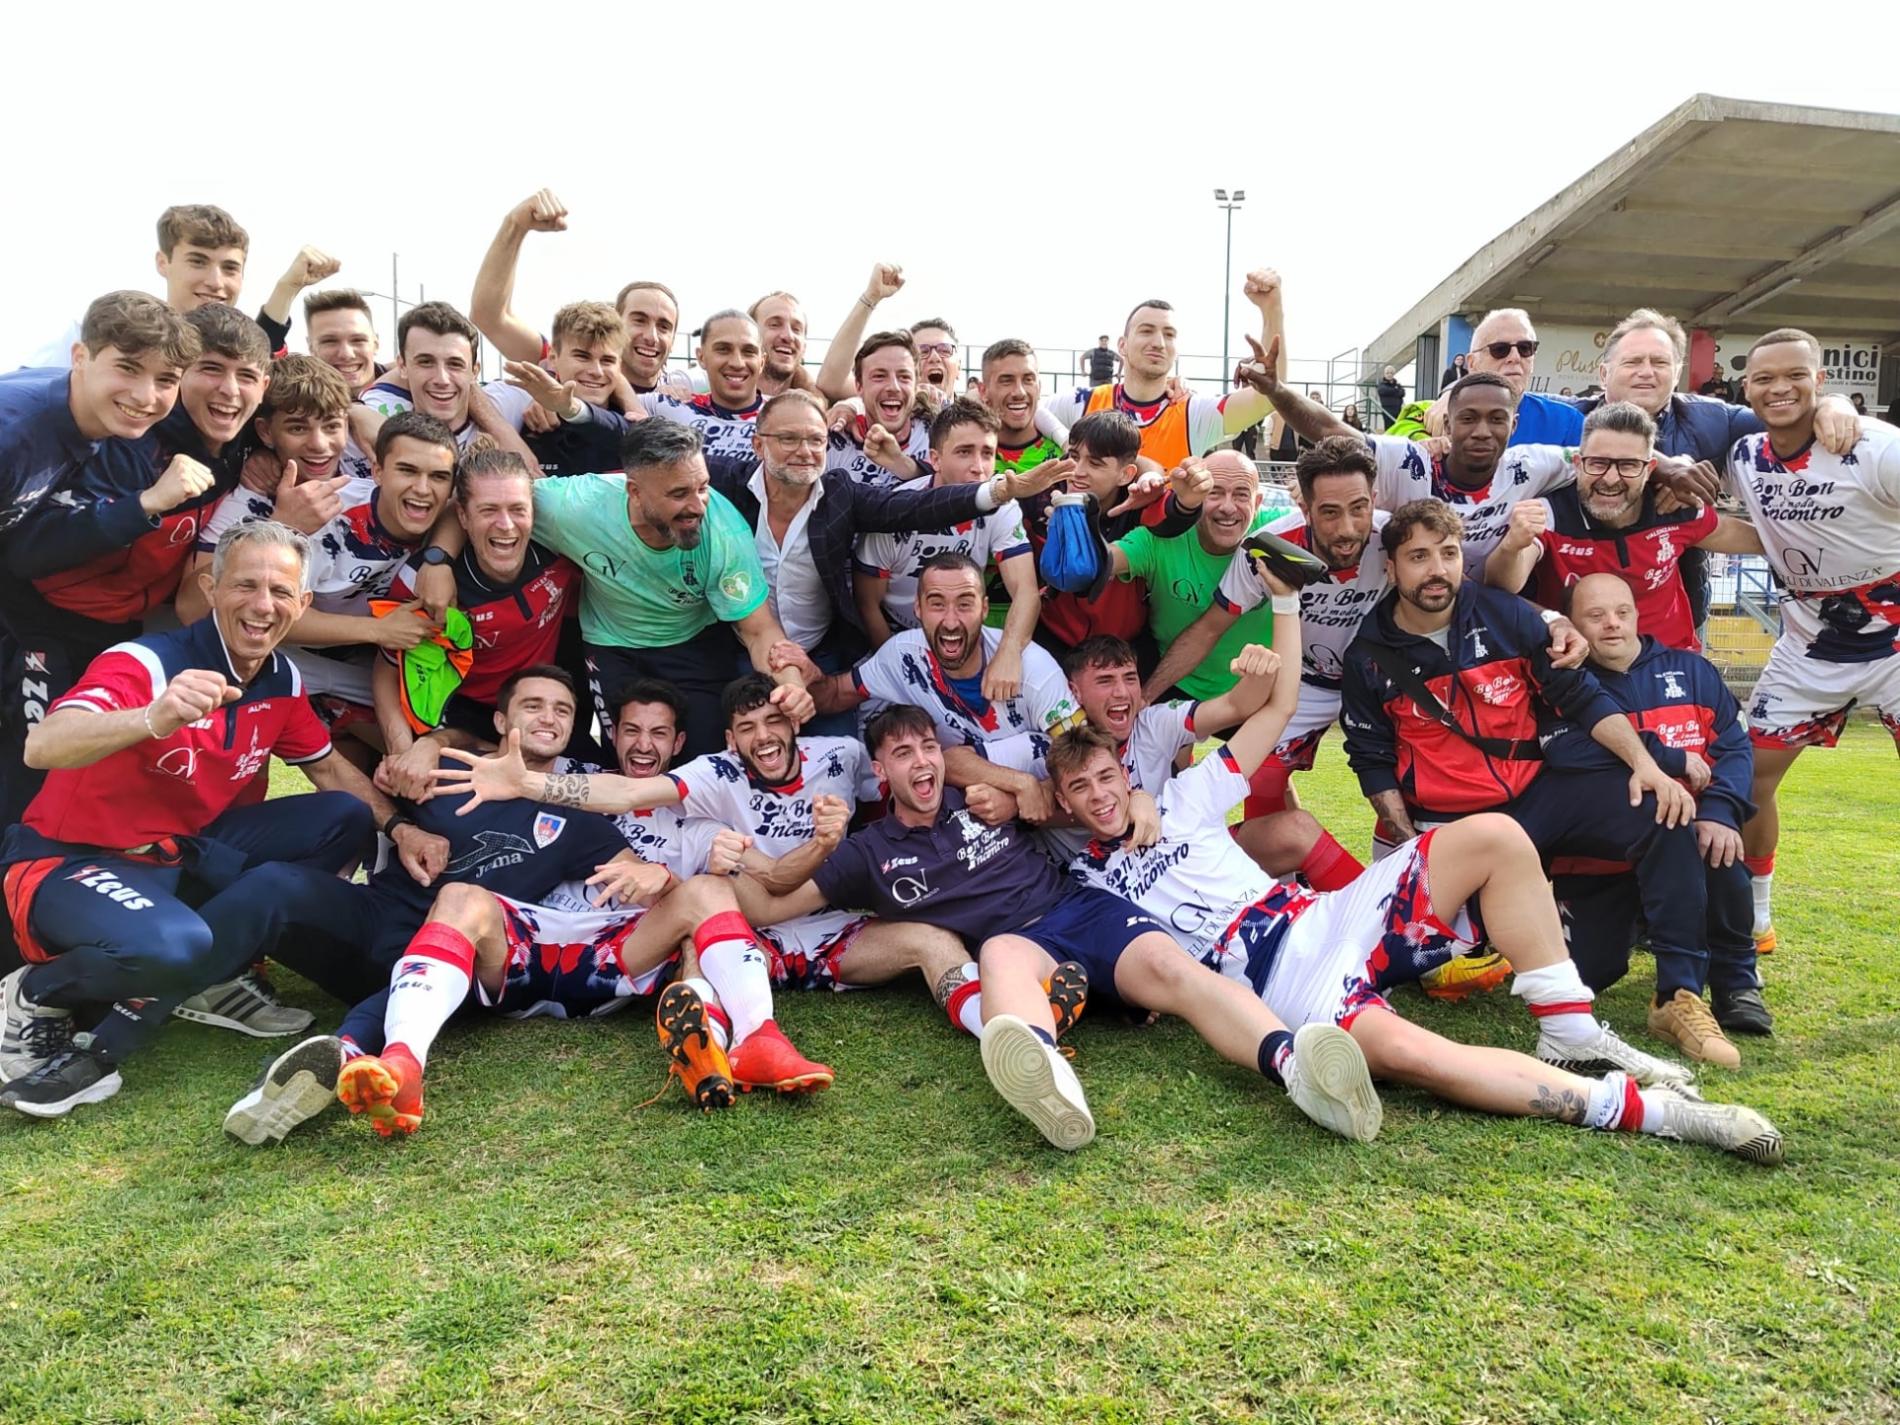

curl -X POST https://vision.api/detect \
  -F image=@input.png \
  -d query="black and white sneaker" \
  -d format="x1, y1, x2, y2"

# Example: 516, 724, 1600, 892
223, 1035, 346, 1144
1, 1039, 122, 1118
174, 970, 313, 1038
0, 965, 74, 1084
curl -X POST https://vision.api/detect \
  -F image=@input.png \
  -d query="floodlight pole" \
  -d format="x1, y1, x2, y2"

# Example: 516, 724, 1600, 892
1214, 189, 1246, 388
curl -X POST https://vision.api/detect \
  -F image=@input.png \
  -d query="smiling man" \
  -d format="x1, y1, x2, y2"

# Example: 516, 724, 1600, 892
1724, 328, 1900, 956
0, 522, 414, 1118
1485, 401, 1764, 650
184, 411, 458, 737
372, 450, 583, 788
1049, 641, 1780, 1164
525, 419, 813, 757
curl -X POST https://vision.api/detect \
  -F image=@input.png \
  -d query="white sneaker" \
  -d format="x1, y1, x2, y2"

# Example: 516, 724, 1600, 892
1283, 1023, 1383, 1143
980, 1014, 1094, 1151
1536, 1022, 1696, 1090
223, 1036, 346, 1145
0, 966, 73, 1084
1648, 1086, 1784, 1165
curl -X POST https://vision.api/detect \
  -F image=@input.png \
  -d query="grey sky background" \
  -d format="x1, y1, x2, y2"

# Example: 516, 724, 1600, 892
8, 3, 1896, 386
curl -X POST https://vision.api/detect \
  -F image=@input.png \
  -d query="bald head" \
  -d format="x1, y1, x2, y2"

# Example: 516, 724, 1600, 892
1568, 572, 1641, 670
1197, 449, 1261, 553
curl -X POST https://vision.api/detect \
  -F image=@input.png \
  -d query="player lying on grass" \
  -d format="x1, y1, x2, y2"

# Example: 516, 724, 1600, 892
221, 667, 829, 1144
429, 671, 1059, 1042
619, 700, 1386, 1151
1046, 577, 1783, 1164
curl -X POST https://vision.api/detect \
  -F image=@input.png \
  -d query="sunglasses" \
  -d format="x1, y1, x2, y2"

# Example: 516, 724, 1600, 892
1481, 340, 1539, 359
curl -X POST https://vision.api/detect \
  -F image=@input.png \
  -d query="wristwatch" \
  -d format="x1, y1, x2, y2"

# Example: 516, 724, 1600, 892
420, 546, 452, 567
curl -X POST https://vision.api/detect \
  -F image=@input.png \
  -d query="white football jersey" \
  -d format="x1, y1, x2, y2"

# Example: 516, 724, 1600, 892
1065, 747, 1270, 961
855, 480, 1031, 631
1367, 434, 1571, 570
851, 627, 1081, 773
826, 415, 932, 490
1038, 700, 1201, 861
1726, 422, 1900, 663
1215, 508, 1391, 692
541, 759, 725, 913
637, 390, 764, 461
667, 735, 875, 857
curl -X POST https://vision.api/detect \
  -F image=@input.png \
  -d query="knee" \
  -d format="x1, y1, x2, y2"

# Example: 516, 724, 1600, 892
1119, 934, 1195, 999
1464, 812, 1534, 862
141, 913, 218, 991
675, 874, 738, 920
428, 881, 501, 935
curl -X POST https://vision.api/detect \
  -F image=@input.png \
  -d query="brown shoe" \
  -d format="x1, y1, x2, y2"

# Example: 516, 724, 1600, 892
1647, 990, 1741, 1069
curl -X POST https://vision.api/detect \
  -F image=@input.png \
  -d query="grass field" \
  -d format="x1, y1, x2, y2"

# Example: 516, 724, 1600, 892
2, 727, 1896, 1424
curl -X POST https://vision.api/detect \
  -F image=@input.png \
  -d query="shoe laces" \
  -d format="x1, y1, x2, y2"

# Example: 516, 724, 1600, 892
236, 970, 283, 1008
22, 1012, 74, 1061
1669, 993, 1725, 1043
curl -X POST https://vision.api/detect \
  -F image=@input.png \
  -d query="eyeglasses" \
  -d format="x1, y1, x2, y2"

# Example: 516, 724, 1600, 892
762, 432, 827, 451
1578, 455, 1649, 478
915, 343, 955, 358
1482, 340, 1539, 359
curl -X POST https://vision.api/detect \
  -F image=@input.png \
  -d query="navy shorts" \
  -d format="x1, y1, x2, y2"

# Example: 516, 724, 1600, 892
1008, 886, 1169, 996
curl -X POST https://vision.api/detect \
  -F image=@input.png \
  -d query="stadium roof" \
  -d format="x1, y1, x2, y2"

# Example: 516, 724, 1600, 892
1365, 94, 1900, 371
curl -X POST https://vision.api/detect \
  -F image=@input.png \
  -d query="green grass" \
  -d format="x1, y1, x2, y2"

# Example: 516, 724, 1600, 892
3, 729, 1896, 1424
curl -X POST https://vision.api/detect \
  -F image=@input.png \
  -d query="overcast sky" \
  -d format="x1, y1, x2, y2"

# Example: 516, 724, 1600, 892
7, 4, 1896, 388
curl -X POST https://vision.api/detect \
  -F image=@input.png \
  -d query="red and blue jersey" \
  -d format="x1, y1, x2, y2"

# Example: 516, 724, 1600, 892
1340, 582, 1620, 818
19, 616, 333, 850
1525, 486, 1718, 651
1539, 636, 1754, 831
388, 543, 578, 707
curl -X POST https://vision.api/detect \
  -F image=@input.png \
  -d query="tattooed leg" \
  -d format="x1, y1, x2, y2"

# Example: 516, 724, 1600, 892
1345, 1005, 1603, 1120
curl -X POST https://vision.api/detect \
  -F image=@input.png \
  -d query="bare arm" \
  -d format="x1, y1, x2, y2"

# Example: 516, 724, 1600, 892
260, 246, 341, 326
732, 874, 830, 928
854, 569, 896, 648
469, 191, 567, 364
1696, 513, 1765, 556
816, 264, 904, 401
732, 603, 815, 724
1143, 601, 1237, 703
1234, 334, 1353, 445
1222, 590, 1303, 775
1367, 788, 1418, 842
942, 744, 1052, 823
1484, 537, 1542, 593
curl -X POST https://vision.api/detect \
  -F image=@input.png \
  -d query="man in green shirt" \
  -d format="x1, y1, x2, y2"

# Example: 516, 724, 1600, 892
1110, 451, 1272, 700
528, 420, 813, 755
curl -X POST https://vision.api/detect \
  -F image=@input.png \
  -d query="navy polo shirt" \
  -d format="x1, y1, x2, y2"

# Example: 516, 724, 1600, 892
811, 787, 1068, 938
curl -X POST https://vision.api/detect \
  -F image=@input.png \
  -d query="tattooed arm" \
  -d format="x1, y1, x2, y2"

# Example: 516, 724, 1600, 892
430, 730, 681, 815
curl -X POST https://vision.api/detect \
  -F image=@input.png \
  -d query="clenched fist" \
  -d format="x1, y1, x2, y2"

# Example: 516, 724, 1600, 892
862, 263, 904, 305
141, 453, 214, 516
147, 668, 238, 736
510, 188, 568, 233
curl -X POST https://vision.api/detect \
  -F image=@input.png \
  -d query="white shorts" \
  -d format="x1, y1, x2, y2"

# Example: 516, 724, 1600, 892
481, 897, 674, 1019
1746, 635, 1900, 750
1255, 830, 1479, 1029
1277, 687, 1341, 752
757, 910, 870, 990
290, 647, 376, 707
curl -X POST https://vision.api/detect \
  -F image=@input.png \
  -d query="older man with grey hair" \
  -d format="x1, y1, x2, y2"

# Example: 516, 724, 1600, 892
1559, 307, 1863, 633
0, 521, 439, 1119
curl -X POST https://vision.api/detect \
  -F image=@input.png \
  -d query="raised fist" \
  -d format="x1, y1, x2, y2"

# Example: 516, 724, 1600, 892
282, 246, 343, 290
863, 263, 904, 304
1243, 269, 1282, 307
510, 189, 569, 233
141, 453, 214, 516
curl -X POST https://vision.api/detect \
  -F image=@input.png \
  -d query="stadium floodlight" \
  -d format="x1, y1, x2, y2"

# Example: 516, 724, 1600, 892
1214, 189, 1247, 390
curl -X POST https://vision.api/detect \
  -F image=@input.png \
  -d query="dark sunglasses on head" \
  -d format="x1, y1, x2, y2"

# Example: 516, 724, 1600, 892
1482, 340, 1539, 359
